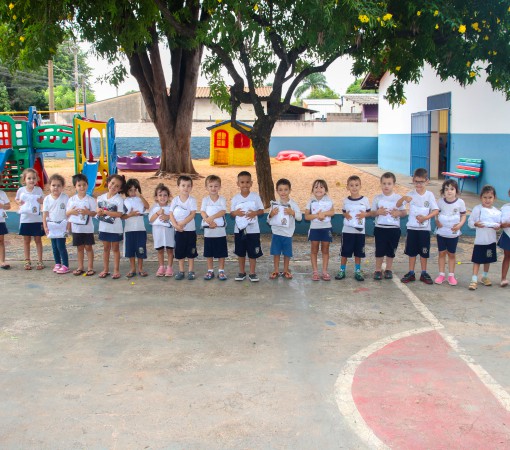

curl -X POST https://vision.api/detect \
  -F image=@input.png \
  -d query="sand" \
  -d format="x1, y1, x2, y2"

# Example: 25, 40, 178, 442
5, 158, 409, 210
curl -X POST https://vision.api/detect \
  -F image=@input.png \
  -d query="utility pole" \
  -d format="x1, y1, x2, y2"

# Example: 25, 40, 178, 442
48, 60, 55, 122
74, 45, 79, 107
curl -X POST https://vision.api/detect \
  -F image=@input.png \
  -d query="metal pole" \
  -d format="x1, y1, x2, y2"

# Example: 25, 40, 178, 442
48, 60, 55, 122
74, 45, 79, 106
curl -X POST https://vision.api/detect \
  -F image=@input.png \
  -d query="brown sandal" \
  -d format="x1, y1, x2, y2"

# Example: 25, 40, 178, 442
283, 271, 293, 279
269, 271, 279, 279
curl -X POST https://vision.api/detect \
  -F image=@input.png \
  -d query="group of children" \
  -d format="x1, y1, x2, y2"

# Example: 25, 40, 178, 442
0, 167, 509, 289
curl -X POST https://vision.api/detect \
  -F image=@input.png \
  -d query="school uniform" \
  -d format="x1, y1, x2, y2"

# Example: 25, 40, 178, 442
67, 194, 97, 246
268, 199, 302, 257
170, 195, 198, 260
306, 195, 334, 243
149, 204, 175, 250
341, 196, 371, 258
201, 195, 228, 259
43, 193, 70, 267
435, 198, 466, 254
97, 193, 124, 242
16, 186, 44, 236
123, 197, 147, 259
498, 203, 510, 251
402, 190, 439, 258
231, 192, 264, 259
372, 193, 406, 258
469, 204, 501, 263
0, 190, 9, 235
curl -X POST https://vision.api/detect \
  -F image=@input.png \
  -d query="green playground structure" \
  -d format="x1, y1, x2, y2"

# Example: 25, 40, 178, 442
0, 106, 116, 195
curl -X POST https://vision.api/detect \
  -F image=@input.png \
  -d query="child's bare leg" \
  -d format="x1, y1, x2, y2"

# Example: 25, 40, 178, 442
385, 257, 394, 270
321, 241, 330, 273
238, 256, 246, 274
375, 256, 383, 271
447, 252, 456, 274
472, 263, 480, 277
207, 257, 214, 271
273, 255, 281, 273
483, 263, 490, 274
102, 241, 111, 273
23, 236, 31, 260
137, 258, 144, 272
283, 256, 291, 273
158, 249, 164, 266
85, 245, 94, 271
249, 257, 256, 275
408, 256, 416, 272
112, 242, 120, 275
438, 250, 447, 273
34, 236, 43, 262
0, 235, 5, 265
218, 257, 225, 271
129, 257, 136, 273
166, 249, 174, 268
420, 255, 428, 272
77, 245, 85, 270
189, 258, 194, 272
310, 241, 319, 272
341, 256, 348, 267
178, 259, 185, 272
502, 251, 510, 281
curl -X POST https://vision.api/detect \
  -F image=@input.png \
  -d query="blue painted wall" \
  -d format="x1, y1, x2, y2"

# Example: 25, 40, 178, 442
268, 136, 378, 163
378, 134, 411, 175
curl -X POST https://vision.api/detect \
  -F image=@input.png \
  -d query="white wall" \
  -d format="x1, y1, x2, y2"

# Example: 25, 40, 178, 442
379, 65, 510, 135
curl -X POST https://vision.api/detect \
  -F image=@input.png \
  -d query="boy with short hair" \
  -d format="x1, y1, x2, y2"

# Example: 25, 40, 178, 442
371, 172, 407, 280
201, 174, 228, 280
398, 168, 439, 284
230, 171, 264, 282
267, 178, 302, 279
170, 175, 198, 280
336, 175, 371, 281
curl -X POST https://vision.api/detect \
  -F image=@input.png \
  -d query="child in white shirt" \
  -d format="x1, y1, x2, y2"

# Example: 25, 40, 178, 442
0, 187, 11, 269
149, 183, 174, 277
498, 188, 510, 287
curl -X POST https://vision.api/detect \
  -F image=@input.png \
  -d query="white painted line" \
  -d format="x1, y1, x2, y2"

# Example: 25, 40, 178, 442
393, 279, 510, 412
335, 327, 435, 449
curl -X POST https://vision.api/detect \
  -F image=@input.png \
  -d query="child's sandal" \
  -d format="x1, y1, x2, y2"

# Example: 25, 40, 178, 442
322, 272, 331, 281
269, 271, 279, 279
283, 271, 293, 279
36, 261, 45, 270
468, 281, 478, 290
24, 260, 32, 270
312, 271, 320, 281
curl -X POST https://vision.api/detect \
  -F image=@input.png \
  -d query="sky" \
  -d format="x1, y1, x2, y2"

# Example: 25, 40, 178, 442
84, 43, 357, 103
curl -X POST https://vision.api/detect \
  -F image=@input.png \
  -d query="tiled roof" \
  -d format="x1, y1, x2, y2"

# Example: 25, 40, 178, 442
195, 86, 272, 98
342, 94, 379, 105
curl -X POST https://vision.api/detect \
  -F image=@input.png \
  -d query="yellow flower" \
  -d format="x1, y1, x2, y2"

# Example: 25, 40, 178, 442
395, 66, 401, 71
471, 22, 480, 32
19, 36, 25, 42
434, 10, 439, 16
493, 51, 497, 55
469, 71, 476, 78
484, 35, 489, 40
8, 3, 14, 10
458, 24, 466, 33
12, 14, 16, 20
358, 14, 369, 23
466, 61, 471, 67
416, 11, 421, 16
435, 24, 439, 29
497, 18, 501, 24
400, 98, 406, 105
382, 13, 392, 21
254, 4, 258, 11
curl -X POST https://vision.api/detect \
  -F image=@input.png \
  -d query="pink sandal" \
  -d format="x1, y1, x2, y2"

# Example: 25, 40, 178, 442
312, 271, 320, 281
322, 272, 331, 281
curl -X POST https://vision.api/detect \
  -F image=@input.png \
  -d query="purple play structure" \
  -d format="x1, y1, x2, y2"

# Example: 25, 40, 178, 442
117, 151, 160, 171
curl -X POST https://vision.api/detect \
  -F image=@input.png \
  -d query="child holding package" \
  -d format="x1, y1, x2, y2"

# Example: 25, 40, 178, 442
67, 174, 97, 276
149, 183, 175, 277
123, 178, 149, 278
267, 178, 302, 279
398, 168, 439, 285
230, 171, 264, 282
371, 172, 406, 280
305, 179, 335, 281
468, 185, 501, 290
336, 175, 371, 281
201, 175, 228, 280
0, 187, 11, 269
15, 168, 45, 270
42, 174, 70, 274
96, 174, 126, 279
170, 175, 198, 280
434, 179, 466, 286
499, 189, 510, 287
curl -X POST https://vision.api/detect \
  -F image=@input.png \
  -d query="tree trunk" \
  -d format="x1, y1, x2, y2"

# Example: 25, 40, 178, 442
251, 120, 276, 208
128, 41, 203, 177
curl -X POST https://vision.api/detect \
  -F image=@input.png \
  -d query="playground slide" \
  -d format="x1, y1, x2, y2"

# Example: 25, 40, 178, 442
81, 161, 99, 196
0, 149, 12, 173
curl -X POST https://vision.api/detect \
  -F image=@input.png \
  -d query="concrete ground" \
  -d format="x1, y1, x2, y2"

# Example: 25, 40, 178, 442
1, 235, 510, 449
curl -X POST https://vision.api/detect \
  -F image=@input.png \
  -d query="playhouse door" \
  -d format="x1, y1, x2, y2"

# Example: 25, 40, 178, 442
410, 111, 431, 175
214, 148, 229, 165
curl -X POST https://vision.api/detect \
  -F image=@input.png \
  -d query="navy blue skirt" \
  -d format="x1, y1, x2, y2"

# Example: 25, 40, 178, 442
498, 232, 510, 251
19, 222, 45, 237
0, 222, 7, 235
99, 231, 123, 242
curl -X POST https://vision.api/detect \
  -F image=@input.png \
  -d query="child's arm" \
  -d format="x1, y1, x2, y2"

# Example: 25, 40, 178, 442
149, 208, 162, 223
42, 211, 49, 235
178, 210, 196, 227
304, 209, 316, 221
245, 208, 264, 219
451, 213, 467, 232
468, 207, 483, 228
396, 195, 412, 208
140, 195, 150, 210
417, 208, 439, 224
1, 199, 11, 210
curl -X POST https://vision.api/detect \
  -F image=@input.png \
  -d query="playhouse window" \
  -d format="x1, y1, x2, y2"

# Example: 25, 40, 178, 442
214, 130, 228, 148
234, 133, 250, 148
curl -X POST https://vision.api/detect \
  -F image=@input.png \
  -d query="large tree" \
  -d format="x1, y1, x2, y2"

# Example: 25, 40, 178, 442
204, 0, 510, 206
0, 0, 208, 176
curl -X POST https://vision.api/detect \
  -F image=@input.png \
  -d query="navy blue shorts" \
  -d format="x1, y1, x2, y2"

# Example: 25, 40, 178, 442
204, 236, 228, 258
270, 234, 293, 257
437, 235, 459, 254
234, 232, 263, 259
124, 231, 147, 259
308, 228, 333, 243
341, 233, 366, 258
0, 223, 7, 235
174, 230, 198, 259
472, 243, 497, 264
498, 232, 510, 251
72, 232, 95, 247
404, 229, 431, 258
19, 222, 44, 237
374, 227, 401, 258
99, 231, 123, 242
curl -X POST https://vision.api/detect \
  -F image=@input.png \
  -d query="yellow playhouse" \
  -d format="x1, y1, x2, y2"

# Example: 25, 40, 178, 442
207, 120, 254, 166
